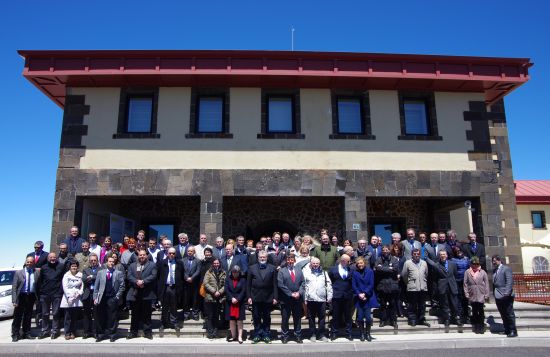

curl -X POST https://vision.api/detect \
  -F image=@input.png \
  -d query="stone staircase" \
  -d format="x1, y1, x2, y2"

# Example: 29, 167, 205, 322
113, 301, 550, 338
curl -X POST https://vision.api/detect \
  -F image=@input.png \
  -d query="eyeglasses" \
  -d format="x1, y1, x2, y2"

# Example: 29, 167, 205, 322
168, 252, 176, 255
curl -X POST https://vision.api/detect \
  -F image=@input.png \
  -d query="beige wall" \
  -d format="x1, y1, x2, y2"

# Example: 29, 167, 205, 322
70, 87, 482, 170
517, 204, 550, 244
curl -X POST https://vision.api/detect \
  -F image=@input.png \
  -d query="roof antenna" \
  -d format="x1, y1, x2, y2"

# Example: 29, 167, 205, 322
291, 26, 295, 51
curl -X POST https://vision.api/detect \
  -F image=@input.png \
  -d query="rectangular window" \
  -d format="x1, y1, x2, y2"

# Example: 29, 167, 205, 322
404, 99, 429, 135
268, 96, 293, 133
337, 98, 362, 134
197, 96, 223, 133
532, 211, 546, 229
127, 97, 153, 133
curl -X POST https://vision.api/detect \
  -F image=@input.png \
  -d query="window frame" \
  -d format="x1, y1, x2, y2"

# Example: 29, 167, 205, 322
531, 211, 547, 229
186, 88, 233, 139
330, 90, 375, 140
258, 89, 304, 139
398, 91, 442, 141
114, 87, 160, 139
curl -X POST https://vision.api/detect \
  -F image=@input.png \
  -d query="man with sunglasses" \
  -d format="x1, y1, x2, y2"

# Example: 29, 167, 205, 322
157, 247, 184, 337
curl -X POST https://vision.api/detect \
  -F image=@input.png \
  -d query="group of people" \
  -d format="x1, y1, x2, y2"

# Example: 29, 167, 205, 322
10, 226, 518, 343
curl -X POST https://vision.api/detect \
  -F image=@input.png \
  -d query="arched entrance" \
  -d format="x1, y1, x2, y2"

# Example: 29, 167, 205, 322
250, 219, 298, 242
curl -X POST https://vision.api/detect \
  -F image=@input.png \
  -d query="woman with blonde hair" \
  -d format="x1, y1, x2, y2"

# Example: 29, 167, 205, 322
463, 256, 489, 334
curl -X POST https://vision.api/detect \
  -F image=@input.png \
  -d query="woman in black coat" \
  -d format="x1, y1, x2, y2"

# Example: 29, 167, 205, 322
224, 265, 246, 343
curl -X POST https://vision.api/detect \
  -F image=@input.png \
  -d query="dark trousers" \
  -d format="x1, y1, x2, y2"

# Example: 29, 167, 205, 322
11, 293, 36, 337
307, 301, 326, 338
63, 307, 81, 336
184, 281, 199, 313
40, 295, 61, 334
82, 297, 96, 335
496, 296, 517, 333
161, 286, 179, 328
456, 281, 469, 320
130, 299, 153, 334
378, 291, 398, 322
96, 296, 119, 338
438, 291, 459, 322
252, 302, 272, 338
330, 297, 353, 335
281, 300, 302, 338
470, 302, 485, 325
407, 291, 427, 323
204, 301, 223, 335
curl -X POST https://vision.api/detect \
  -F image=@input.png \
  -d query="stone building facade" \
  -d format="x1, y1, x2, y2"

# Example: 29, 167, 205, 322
20, 50, 531, 272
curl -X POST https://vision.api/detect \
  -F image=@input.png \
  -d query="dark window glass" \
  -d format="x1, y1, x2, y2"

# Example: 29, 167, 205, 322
532, 211, 546, 229
404, 100, 429, 135
337, 98, 362, 133
198, 97, 223, 133
127, 97, 153, 132
268, 97, 293, 133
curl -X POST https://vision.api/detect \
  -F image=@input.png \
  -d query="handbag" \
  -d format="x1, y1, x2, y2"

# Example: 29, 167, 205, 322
199, 283, 207, 298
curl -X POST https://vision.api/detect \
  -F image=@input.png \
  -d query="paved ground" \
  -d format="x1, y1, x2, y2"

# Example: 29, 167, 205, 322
1, 316, 550, 356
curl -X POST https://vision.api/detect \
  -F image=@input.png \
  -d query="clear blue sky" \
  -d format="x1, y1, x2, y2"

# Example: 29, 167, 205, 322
1, 0, 549, 267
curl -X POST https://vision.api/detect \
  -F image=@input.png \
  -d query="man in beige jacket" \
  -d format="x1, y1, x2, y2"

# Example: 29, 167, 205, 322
401, 249, 430, 327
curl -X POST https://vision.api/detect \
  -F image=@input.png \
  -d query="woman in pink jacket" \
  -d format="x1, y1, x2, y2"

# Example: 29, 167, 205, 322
463, 256, 489, 334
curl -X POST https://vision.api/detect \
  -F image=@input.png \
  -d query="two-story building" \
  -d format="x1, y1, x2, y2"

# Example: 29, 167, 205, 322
19, 50, 531, 272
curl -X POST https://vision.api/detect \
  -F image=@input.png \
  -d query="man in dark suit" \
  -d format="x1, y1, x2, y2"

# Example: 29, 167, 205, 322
367, 236, 382, 263
175, 233, 191, 258
277, 253, 305, 344
462, 233, 486, 269
328, 254, 354, 340
400, 228, 422, 261
492, 255, 517, 337
11, 256, 39, 342
221, 244, 248, 275
27, 241, 49, 268
156, 239, 182, 270
81, 253, 100, 339
426, 250, 461, 331
127, 249, 157, 339
212, 236, 226, 260
157, 247, 184, 336
36, 252, 64, 339
182, 246, 201, 321
93, 255, 125, 342
247, 250, 278, 343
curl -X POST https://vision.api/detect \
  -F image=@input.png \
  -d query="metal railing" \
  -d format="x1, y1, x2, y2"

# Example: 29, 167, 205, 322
513, 273, 550, 305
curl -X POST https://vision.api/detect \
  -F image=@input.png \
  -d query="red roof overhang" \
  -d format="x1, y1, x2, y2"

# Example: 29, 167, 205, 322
18, 49, 532, 109
515, 180, 550, 204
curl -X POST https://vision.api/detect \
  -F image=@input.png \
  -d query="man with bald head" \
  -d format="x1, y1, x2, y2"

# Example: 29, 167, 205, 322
328, 254, 354, 340
37, 252, 64, 339
182, 246, 201, 321
158, 247, 184, 336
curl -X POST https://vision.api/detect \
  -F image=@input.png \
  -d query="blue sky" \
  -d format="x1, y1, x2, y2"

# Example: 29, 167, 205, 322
1, 0, 549, 267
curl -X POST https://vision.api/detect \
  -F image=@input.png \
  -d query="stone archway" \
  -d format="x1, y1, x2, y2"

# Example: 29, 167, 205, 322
251, 219, 298, 241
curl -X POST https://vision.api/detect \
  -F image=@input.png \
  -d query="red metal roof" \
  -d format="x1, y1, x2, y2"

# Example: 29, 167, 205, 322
18, 49, 532, 109
515, 180, 550, 204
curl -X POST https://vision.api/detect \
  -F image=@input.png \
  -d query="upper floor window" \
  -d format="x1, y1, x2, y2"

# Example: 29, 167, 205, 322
329, 90, 375, 140
398, 91, 442, 141
532, 211, 546, 229
268, 96, 294, 133
337, 97, 362, 133
114, 88, 160, 139
186, 88, 232, 139
127, 96, 153, 132
258, 89, 304, 139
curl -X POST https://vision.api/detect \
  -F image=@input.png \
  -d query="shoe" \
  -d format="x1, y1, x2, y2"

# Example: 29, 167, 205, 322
346, 334, 353, 341
12, 335, 19, 342
144, 333, 153, 340
379, 321, 386, 327
419, 321, 431, 327
51, 332, 60, 339
22, 334, 34, 340
507, 331, 518, 338
319, 336, 329, 342
408, 321, 417, 327
193, 314, 200, 321
330, 333, 336, 341
65, 335, 71, 340
38, 333, 49, 339
252, 336, 261, 344
82, 333, 89, 339
109, 336, 117, 342
263, 336, 271, 344
310, 336, 316, 342
175, 326, 181, 338
70, 334, 75, 340
365, 324, 372, 342
295, 336, 303, 344
281, 337, 289, 344
95, 336, 104, 342
238, 339, 243, 344
127, 333, 137, 340
358, 322, 365, 342
226, 335, 234, 342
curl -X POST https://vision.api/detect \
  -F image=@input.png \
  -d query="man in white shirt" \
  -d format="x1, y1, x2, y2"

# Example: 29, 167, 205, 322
194, 233, 212, 261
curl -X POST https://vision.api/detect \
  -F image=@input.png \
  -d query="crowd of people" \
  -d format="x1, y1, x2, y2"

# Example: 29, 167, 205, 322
10, 226, 518, 343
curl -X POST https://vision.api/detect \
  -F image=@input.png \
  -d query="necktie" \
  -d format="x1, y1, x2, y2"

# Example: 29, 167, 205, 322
170, 263, 175, 285
228, 257, 232, 267
26, 270, 31, 292
188, 259, 193, 269
472, 243, 477, 254
290, 269, 295, 282
34, 255, 39, 264
342, 269, 348, 279
107, 270, 112, 280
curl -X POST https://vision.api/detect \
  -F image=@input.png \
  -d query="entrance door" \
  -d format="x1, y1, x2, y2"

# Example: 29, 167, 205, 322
369, 218, 406, 245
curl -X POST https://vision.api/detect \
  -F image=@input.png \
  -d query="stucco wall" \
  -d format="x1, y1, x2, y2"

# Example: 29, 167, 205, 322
517, 204, 550, 244
71, 87, 481, 170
